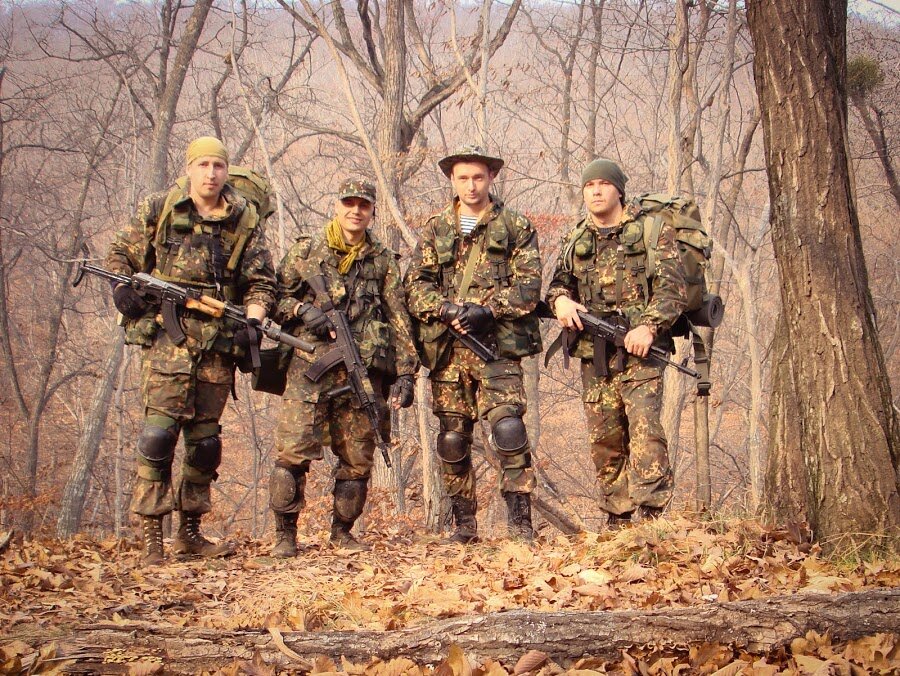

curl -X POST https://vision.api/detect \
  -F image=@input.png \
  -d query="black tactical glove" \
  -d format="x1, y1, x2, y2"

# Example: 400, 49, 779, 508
233, 317, 262, 350
112, 283, 149, 319
456, 302, 494, 335
390, 374, 415, 408
296, 302, 334, 339
439, 301, 463, 325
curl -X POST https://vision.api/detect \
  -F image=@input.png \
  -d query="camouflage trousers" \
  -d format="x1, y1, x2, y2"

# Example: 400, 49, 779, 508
430, 343, 535, 500
275, 346, 389, 480
132, 332, 234, 516
581, 357, 673, 516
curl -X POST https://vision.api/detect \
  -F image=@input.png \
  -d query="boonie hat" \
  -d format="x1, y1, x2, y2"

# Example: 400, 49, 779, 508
438, 145, 504, 178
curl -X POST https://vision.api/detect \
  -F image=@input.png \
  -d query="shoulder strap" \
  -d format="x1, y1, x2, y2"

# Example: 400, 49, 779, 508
454, 235, 485, 303
225, 201, 258, 273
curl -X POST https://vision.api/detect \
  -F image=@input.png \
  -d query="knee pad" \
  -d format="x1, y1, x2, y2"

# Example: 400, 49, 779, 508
187, 436, 222, 474
491, 416, 528, 455
333, 479, 368, 522
137, 424, 178, 467
270, 464, 308, 513
436, 431, 472, 476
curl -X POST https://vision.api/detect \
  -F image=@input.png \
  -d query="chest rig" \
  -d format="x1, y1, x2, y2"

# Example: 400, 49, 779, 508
151, 187, 258, 304
435, 209, 513, 303
562, 218, 651, 375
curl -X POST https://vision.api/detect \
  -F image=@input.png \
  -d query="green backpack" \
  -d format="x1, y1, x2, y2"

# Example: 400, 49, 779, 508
633, 193, 724, 395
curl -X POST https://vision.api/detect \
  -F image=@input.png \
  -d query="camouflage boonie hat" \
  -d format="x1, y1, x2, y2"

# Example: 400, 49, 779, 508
438, 145, 504, 178
338, 178, 377, 203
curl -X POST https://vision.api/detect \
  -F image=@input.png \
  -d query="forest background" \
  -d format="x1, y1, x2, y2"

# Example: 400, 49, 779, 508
0, 0, 898, 548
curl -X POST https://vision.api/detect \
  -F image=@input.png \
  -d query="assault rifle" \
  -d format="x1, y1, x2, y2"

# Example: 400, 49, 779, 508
73, 262, 316, 367
446, 324, 497, 363
302, 275, 393, 468
536, 300, 699, 379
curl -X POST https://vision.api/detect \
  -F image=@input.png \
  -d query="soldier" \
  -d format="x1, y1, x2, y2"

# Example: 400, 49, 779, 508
546, 159, 687, 527
106, 136, 277, 564
405, 146, 543, 543
269, 178, 418, 556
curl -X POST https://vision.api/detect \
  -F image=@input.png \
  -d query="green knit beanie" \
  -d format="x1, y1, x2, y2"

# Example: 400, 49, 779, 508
581, 158, 628, 196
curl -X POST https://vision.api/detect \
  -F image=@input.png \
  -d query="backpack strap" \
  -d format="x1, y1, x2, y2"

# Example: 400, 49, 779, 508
691, 326, 711, 397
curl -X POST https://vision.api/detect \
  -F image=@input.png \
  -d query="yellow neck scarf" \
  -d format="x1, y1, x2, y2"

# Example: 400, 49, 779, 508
325, 218, 366, 275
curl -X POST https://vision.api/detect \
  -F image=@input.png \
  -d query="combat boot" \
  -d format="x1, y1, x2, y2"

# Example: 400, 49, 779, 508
447, 495, 479, 544
271, 512, 298, 558
140, 515, 165, 566
173, 512, 234, 557
607, 511, 634, 530
504, 492, 534, 542
638, 505, 665, 522
330, 479, 370, 551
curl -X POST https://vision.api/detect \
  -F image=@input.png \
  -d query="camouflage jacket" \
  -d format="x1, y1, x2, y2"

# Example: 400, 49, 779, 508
276, 228, 418, 380
546, 204, 687, 358
404, 196, 543, 366
105, 183, 276, 350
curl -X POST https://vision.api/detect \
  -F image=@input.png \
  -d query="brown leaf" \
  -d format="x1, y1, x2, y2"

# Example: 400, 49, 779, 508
126, 662, 164, 676
709, 660, 749, 676
513, 649, 548, 674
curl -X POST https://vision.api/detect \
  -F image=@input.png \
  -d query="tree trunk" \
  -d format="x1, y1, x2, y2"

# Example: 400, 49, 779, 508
416, 374, 443, 532
13, 589, 899, 672
747, 0, 900, 543
56, 335, 125, 537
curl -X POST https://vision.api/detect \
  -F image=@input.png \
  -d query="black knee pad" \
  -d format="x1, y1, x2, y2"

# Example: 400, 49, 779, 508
137, 425, 177, 467
492, 416, 528, 455
436, 431, 472, 476
188, 436, 222, 473
270, 464, 307, 513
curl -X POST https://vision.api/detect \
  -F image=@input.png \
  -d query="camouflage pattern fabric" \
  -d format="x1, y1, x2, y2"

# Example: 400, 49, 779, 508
405, 196, 541, 500
404, 196, 542, 365
273, 228, 417, 478
581, 358, 673, 515
546, 206, 686, 359
106, 182, 276, 517
432, 344, 536, 499
546, 204, 686, 516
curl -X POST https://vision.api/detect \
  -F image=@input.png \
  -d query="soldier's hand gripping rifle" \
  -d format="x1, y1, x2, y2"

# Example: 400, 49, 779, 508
536, 300, 699, 378
73, 262, 316, 367
438, 303, 498, 363
302, 275, 393, 468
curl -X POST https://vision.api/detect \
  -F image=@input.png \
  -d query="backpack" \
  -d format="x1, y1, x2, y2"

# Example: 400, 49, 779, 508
634, 193, 724, 396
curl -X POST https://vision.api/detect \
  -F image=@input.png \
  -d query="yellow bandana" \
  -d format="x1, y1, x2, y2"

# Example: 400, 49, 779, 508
325, 218, 365, 274
186, 136, 229, 166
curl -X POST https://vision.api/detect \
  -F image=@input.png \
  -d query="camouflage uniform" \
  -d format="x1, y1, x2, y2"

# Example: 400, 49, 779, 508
106, 183, 276, 519
405, 189, 542, 540
269, 202, 417, 551
546, 200, 687, 519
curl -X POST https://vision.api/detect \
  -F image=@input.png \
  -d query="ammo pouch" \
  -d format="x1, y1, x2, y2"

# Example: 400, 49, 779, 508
412, 319, 453, 371
250, 344, 293, 396
359, 318, 398, 385
494, 313, 542, 359
121, 313, 160, 347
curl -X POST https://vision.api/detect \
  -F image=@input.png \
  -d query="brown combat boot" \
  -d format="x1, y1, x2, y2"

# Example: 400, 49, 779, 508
271, 512, 298, 558
140, 515, 165, 566
447, 495, 479, 544
504, 492, 534, 542
173, 512, 234, 557
330, 479, 370, 551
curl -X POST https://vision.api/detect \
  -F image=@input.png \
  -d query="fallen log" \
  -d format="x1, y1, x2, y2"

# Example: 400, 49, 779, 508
7, 588, 898, 673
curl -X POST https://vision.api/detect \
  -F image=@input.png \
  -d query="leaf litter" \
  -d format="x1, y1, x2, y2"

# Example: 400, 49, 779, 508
1, 515, 898, 674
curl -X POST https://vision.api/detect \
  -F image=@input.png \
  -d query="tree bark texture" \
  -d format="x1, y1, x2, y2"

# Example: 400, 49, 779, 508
56, 336, 125, 537
11, 589, 899, 673
747, 0, 900, 542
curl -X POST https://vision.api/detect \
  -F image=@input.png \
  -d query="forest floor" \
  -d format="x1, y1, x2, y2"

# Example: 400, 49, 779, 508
1, 514, 899, 675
